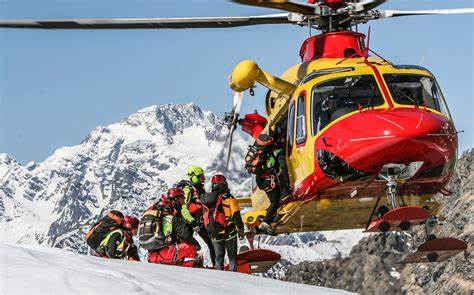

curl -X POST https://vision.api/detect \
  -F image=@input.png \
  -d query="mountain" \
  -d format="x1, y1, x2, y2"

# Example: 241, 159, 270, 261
0, 103, 250, 254
0, 243, 354, 295
282, 149, 473, 295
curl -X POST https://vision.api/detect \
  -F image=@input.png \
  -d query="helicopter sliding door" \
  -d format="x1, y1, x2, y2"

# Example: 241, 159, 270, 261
287, 91, 314, 185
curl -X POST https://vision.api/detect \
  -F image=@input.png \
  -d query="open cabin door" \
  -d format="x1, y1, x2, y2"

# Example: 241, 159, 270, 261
287, 91, 314, 188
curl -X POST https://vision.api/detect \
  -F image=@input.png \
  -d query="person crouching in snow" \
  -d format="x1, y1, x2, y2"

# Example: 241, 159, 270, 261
142, 188, 202, 267
86, 212, 140, 261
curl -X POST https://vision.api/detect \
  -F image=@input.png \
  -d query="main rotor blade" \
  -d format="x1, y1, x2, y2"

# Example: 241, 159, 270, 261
378, 8, 474, 19
344, 0, 387, 13
232, 92, 244, 117
232, 0, 318, 15
0, 13, 291, 29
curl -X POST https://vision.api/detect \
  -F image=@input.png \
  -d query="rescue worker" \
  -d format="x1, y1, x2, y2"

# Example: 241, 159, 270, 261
245, 133, 288, 234
206, 174, 245, 271
274, 131, 290, 199
175, 166, 216, 267
95, 215, 140, 261
147, 188, 201, 267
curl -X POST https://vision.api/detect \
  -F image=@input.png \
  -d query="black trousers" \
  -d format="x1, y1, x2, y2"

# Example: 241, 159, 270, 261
256, 174, 281, 224
198, 226, 216, 267
212, 232, 238, 271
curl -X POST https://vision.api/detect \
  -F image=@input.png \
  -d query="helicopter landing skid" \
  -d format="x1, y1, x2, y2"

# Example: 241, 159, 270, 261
364, 206, 429, 233
400, 238, 467, 263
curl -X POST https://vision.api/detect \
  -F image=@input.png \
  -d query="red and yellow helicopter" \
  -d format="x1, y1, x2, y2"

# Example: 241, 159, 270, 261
1, 0, 472, 266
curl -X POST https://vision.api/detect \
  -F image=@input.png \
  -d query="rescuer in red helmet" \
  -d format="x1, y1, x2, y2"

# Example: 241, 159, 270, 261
201, 174, 244, 271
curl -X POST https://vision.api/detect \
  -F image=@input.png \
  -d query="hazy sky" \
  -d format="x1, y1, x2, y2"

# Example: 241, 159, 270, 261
0, 0, 473, 164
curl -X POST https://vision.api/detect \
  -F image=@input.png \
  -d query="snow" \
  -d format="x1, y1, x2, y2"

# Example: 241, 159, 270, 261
259, 230, 365, 265
0, 243, 353, 295
390, 268, 401, 280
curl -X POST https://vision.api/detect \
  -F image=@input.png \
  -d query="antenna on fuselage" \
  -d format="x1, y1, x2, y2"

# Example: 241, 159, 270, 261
364, 26, 371, 62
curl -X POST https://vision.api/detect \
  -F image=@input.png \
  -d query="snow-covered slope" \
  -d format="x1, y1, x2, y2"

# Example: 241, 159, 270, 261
0, 243, 353, 295
0, 103, 250, 254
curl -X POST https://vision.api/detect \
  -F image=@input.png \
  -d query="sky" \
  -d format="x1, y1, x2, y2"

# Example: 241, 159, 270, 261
0, 0, 473, 164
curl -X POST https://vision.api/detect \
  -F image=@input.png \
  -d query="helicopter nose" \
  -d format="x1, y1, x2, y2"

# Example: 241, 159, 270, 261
317, 108, 457, 175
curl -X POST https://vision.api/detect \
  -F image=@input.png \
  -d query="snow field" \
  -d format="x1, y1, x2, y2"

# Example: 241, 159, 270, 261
0, 243, 354, 295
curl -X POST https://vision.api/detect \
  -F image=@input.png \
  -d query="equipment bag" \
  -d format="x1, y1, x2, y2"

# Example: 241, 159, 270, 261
174, 180, 195, 195
138, 209, 169, 251
85, 210, 124, 250
175, 179, 203, 215
245, 145, 268, 174
201, 192, 227, 235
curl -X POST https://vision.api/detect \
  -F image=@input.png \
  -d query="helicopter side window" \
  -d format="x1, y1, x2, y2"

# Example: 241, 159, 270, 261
311, 75, 384, 135
287, 102, 295, 154
384, 74, 449, 116
295, 94, 306, 145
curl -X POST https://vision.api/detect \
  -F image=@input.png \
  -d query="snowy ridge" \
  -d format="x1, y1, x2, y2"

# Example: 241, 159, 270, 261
260, 230, 364, 264
0, 243, 353, 294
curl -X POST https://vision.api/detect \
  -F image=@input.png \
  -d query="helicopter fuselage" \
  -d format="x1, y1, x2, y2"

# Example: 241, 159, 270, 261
239, 51, 457, 232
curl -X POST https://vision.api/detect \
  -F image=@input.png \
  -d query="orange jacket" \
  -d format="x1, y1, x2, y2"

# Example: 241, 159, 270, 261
221, 194, 244, 230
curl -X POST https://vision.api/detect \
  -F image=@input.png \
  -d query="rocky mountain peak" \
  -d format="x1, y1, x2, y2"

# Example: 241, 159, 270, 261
119, 103, 221, 140
0, 103, 250, 254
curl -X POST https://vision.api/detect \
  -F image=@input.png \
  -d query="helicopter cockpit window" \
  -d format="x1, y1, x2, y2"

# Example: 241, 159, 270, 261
383, 74, 449, 116
287, 102, 295, 154
311, 75, 384, 135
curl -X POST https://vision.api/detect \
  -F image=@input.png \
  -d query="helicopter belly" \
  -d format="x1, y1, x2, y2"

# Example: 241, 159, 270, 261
272, 196, 440, 233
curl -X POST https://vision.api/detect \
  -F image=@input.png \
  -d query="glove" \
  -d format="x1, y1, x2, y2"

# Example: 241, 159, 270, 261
193, 226, 201, 233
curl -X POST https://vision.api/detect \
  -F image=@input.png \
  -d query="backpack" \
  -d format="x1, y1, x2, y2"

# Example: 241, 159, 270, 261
137, 208, 169, 251
85, 210, 124, 250
201, 192, 227, 235
174, 180, 196, 197
174, 180, 203, 215
245, 144, 269, 174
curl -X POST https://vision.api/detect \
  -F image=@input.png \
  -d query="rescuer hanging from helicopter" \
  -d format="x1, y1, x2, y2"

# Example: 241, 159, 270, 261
245, 133, 289, 234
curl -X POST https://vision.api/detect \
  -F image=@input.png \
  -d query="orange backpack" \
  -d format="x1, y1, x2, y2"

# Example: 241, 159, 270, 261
85, 210, 124, 250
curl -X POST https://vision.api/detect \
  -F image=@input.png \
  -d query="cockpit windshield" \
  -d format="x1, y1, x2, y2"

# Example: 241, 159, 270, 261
383, 74, 449, 116
311, 75, 384, 135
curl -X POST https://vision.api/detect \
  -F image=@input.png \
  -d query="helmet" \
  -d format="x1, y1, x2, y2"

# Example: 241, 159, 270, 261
256, 133, 274, 147
187, 166, 205, 184
211, 174, 229, 193
211, 174, 226, 185
167, 187, 184, 200
159, 198, 175, 214
123, 216, 139, 231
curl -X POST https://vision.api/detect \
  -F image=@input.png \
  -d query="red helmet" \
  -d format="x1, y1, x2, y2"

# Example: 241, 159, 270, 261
211, 174, 229, 192
211, 174, 226, 185
167, 187, 184, 200
123, 216, 139, 230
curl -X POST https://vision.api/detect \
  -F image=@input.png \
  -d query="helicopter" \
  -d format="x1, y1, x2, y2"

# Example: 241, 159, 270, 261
1, 0, 472, 265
